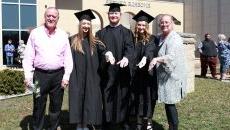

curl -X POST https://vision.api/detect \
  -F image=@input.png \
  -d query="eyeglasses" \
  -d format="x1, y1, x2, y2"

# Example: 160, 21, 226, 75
108, 12, 120, 15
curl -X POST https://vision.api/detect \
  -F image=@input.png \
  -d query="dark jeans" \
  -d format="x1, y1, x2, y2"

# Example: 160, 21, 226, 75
165, 104, 178, 130
32, 69, 64, 130
200, 55, 218, 78
6, 56, 13, 65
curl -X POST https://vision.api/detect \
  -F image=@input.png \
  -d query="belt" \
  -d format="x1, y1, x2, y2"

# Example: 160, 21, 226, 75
35, 67, 64, 74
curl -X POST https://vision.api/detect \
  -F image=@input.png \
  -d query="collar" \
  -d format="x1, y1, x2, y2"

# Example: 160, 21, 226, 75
43, 25, 57, 37
109, 23, 120, 27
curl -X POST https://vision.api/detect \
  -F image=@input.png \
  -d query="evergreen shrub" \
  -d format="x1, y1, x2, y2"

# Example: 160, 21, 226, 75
0, 69, 25, 95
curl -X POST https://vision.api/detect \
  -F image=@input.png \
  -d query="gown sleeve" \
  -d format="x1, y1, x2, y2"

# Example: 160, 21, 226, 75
123, 29, 134, 61
145, 35, 157, 61
96, 42, 107, 57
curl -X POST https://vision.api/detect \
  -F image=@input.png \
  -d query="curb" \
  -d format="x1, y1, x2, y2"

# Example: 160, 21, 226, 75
0, 91, 32, 100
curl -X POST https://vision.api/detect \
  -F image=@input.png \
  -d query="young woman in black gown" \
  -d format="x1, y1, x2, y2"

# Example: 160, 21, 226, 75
131, 10, 157, 130
69, 9, 115, 130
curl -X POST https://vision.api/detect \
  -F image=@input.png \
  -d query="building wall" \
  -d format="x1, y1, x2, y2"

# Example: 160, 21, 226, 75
185, 0, 230, 41
0, 0, 183, 68
2, 0, 230, 67
160, 0, 230, 41
219, 0, 230, 39
185, 0, 202, 39
39, 0, 184, 36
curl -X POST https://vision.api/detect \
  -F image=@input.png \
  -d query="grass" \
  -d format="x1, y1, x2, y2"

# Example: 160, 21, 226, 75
0, 77, 229, 130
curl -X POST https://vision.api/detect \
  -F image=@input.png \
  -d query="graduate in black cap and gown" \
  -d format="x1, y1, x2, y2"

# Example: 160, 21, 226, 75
69, 9, 115, 130
95, 3, 134, 130
130, 10, 158, 130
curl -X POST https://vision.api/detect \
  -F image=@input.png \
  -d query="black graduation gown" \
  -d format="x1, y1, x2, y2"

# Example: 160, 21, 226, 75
130, 35, 158, 118
96, 25, 134, 123
69, 37, 105, 125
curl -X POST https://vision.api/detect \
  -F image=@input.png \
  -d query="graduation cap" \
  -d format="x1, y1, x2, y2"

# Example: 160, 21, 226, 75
172, 16, 181, 25
133, 10, 155, 23
74, 9, 96, 21
104, 3, 125, 12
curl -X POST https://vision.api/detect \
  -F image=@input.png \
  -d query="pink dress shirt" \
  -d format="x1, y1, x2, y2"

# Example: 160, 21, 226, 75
23, 25, 73, 81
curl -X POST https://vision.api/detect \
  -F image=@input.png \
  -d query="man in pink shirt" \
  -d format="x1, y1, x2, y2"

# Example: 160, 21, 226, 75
23, 7, 73, 130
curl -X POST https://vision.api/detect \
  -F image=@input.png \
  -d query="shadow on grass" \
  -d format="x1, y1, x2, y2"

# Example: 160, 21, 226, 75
19, 110, 75, 130
127, 120, 164, 130
19, 110, 164, 130
195, 74, 213, 79
152, 120, 164, 130
19, 115, 33, 130
195, 75, 220, 81
59, 110, 75, 130
195, 75, 207, 78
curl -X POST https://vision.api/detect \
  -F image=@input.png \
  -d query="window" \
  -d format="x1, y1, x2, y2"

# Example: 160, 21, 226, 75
2, 0, 37, 65
2, 31, 19, 65
21, 31, 30, 43
2, 0, 18, 2
20, 5, 36, 29
2, 4, 19, 29
21, 0, 36, 4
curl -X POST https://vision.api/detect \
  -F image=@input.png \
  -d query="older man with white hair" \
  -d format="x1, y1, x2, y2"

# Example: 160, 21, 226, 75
23, 7, 73, 130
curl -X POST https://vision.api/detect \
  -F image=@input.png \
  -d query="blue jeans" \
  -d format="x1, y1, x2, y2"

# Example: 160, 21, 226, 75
6, 56, 13, 65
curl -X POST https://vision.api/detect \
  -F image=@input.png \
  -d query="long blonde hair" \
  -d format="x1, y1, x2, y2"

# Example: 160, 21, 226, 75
71, 21, 104, 55
134, 22, 151, 45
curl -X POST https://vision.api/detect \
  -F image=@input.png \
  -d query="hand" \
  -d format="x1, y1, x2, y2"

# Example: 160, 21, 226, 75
24, 79, 32, 87
117, 57, 129, 68
105, 51, 115, 65
137, 56, 147, 68
61, 80, 69, 89
148, 58, 157, 71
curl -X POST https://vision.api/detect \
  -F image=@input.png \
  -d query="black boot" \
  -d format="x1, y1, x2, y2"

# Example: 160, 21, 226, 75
123, 123, 131, 130
135, 124, 142, 130
135, 117, 143, 130
88, 124, 102, 130
146, 119, 153, 130
142, 118, 153, 130
168, 122, 178, 130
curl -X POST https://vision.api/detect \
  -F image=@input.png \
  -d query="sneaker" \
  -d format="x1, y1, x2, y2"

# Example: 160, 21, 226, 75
221, 79, 230, 82
146, 123, 153, 130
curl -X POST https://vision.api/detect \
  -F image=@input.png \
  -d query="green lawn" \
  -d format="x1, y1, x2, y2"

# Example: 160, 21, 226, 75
0, 77, 229, 130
